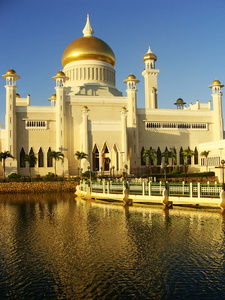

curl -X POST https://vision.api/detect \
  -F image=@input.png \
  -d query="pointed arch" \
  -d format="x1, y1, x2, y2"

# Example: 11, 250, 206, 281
102, 143, 110, 171
20, 147, 26, 168
187, 147, 191, 165
29, 147, 35, 167
47, 147, 53, 167
92, 144, 99, 171
157, 147, 161, 165
194, 147, 198, 165
141, 147, 145, 166
180, 147, 184, 165
38, 147, 44, 168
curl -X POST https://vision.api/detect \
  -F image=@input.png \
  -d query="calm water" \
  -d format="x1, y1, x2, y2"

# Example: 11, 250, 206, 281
1, 193, 225, 299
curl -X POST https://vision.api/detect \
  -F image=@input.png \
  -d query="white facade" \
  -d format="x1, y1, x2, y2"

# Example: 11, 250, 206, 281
0, 15, 224, 178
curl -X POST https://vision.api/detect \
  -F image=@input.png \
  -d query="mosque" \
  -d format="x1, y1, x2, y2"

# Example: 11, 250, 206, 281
0, 14, 224, 178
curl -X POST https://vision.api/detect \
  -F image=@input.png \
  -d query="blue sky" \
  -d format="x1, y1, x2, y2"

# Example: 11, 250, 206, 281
0, 0, 225, 127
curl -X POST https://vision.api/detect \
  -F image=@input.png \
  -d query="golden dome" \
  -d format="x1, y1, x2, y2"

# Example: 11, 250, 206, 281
6, 69, 17, 75
16, 93, 20, 98
62, 36, 115, 67
56, 71, 66, 77
127, 74, 136, 80
50, 94, 56, 99
62, 14, 115, 67
121, 106, 127, 111
212, 79, 221, 85
143, 46, 157, 62
82, 105, 88, 110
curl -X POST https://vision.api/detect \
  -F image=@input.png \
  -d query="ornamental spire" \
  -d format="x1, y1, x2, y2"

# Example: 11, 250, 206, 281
147, 46, 152, 54
82, 13, 94, 37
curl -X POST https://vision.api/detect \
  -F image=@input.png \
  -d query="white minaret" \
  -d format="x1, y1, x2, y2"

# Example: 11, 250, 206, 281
209, 79, 224, 140
2, 69, 20, 160
52, 71, 69, 174
121, 107, 128, 172
123, 74, 139, 128
142, 46, 159, 109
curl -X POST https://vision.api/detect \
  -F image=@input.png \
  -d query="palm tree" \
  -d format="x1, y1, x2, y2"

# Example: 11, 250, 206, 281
24, 153, 37, 178
142, 148, 157, 174
74, 151, 88, 177
0, 151, 14, 179
48, 151, 64, 176
182, 148, 194, 173
201, 150, 210, 172
170, 147, 177, 167
162, 149, 171, 165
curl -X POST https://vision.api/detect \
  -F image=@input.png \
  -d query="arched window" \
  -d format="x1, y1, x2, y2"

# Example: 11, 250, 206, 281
149, 147, 154, 165
102, 144, 110, 171
20, 147, 26, 168
180, 147, 184, 165
187, 147, 192, 165
164, 147, 169, 164
157, 147, 161, 165
38, 148, 44, 168
92, 145, 99, 171
141, 147, 145, 166
47, 147, 53, 167
29, 147, 35, 167
194, 147, 198, 165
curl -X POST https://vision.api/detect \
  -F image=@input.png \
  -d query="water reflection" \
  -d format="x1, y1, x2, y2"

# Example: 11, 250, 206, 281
0, 193, 225, 299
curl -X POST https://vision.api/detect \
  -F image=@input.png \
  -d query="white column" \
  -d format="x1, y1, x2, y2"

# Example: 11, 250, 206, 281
121, 107, 128, 169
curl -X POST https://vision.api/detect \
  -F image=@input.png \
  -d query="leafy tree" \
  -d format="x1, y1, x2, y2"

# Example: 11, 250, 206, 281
142, 148, 157, 174
24, 153, 37, 178
200, 150, 211, 172
182, 148, 194, 174
170, 147, 177, 166
74, 151, 88, 177
182, 148, 194, 165
48, 151, 64, 176
0, 151, 14, 179
162, 149, 171, 165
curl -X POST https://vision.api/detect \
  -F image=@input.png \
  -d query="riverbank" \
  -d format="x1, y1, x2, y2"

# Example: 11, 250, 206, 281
0, 181, 76, 194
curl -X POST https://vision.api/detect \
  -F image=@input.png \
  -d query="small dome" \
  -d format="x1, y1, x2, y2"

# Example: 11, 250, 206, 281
212, 79, 221, 85
50, 94, 56, 99
82, 105, 88, 110
16, 93, 20, 98
56, 71, 66, 77
6, 69, 17, 75
176, 98, 184, 104
127, 74, 136, 80
143, 46, 157, 62
121, 106, 127, 111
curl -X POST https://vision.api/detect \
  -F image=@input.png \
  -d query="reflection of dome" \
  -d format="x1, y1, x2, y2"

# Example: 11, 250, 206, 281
6, 69, 17, 75
127, 74, 136, 80
61, 14, 115, 67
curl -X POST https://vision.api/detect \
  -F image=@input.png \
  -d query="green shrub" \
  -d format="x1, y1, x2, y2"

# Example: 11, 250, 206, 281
8, 173, 21, 179
170, 169, 181, 175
